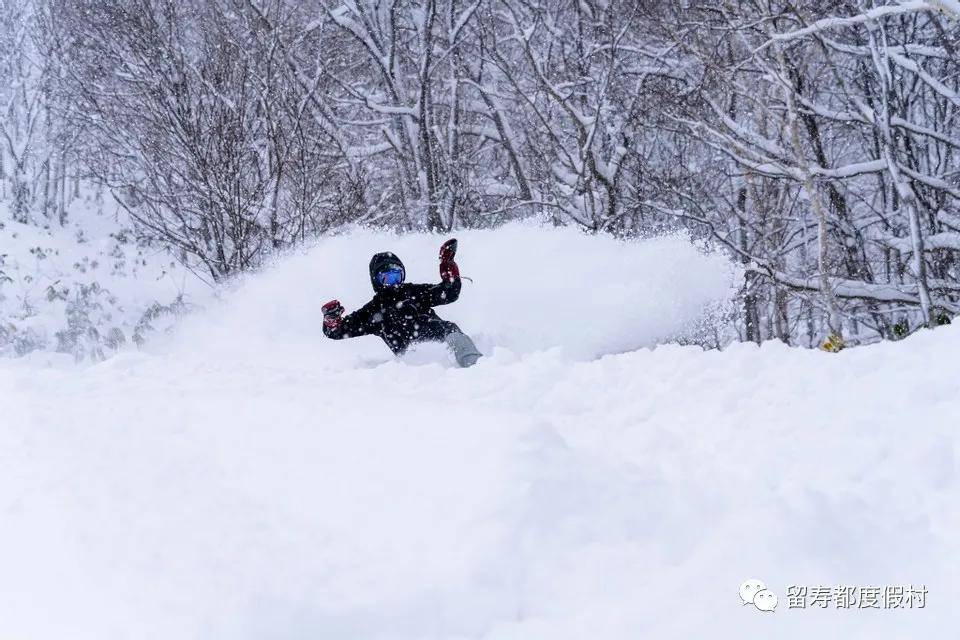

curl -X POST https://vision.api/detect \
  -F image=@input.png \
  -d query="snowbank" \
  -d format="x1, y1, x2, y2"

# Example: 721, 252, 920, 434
3, 222, 955, 640
1, 319, 957, 639
170, 223, 739, 365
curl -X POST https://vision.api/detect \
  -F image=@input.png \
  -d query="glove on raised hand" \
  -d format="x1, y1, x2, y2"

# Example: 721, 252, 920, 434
322, 299, 344, 330
439, 238, 459, 282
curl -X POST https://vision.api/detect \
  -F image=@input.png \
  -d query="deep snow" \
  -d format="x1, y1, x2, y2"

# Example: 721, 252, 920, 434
1, 226, 957, 639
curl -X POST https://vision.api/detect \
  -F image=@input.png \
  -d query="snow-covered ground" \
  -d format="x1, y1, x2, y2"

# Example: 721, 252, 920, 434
1, 225, 957, 639
0, 201, 203, 360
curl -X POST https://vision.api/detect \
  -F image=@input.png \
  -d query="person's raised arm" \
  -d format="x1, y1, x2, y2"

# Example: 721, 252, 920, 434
411, 238, 462, 307
322, 299, 375, 339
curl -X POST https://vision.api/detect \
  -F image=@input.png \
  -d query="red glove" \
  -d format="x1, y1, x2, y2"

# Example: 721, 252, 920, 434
439, 238, 459, 282
322, 299, 344, 330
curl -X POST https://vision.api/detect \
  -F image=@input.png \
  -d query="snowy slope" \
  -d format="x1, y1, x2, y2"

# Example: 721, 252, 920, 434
1, 227, 957, 639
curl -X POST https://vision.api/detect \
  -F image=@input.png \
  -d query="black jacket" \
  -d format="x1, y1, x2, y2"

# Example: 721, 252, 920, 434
323, 252, 462, 355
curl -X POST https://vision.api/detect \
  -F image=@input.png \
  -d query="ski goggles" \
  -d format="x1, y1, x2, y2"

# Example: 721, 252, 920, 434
377, 265, 405, 286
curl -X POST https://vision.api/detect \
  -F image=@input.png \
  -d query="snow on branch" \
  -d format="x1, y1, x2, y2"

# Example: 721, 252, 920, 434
759, 1, 948, 50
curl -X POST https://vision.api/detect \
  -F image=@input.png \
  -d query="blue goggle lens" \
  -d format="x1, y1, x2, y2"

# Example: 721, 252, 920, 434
378, 266, 404, 286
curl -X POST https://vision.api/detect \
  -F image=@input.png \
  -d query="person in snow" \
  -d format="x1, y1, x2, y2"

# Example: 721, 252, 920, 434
321, 239, 482, 367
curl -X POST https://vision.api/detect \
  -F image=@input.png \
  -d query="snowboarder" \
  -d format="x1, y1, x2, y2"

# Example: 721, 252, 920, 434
322, 238, 482, 367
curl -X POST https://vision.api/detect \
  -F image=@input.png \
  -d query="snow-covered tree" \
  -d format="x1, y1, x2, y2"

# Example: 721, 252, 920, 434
3, 0, 958, 346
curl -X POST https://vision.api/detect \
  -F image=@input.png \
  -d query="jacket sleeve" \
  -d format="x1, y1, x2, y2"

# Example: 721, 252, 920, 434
407, 277, 461, 308
323, 300, 378, 339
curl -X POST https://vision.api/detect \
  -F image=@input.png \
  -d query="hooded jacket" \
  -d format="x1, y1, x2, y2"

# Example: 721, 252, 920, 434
323, 252, 462, 355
